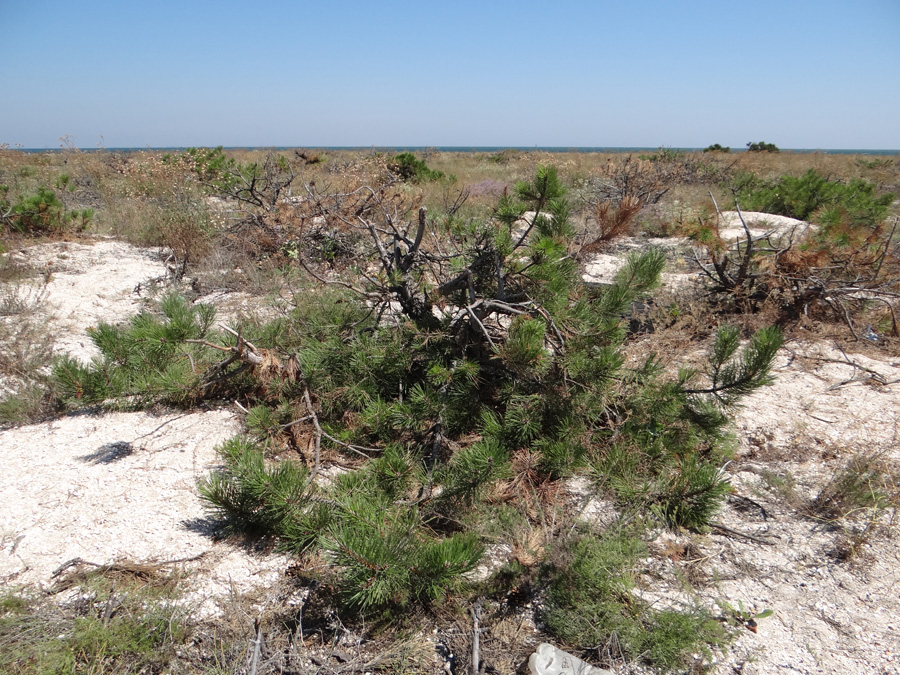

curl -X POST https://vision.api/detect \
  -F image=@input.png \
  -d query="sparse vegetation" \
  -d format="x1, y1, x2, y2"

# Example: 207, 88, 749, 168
810, 452, 900, 565
812, 452, 899, 520
0, 567, 189, 675
2, 146, 900, 673
0, 272, 57, 425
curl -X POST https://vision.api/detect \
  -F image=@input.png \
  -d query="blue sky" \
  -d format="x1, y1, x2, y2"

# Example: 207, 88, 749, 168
2, 0, 898, 149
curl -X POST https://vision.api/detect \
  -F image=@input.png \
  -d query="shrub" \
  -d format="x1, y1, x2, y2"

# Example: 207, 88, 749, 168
199, 436, 482, 613
53, 294, 221, 408
62, 167, 781, 617
183, 145, 235, 183
580, 196, 643, 250
197, 435, 328, 549
704, 143, 730, 153
0, 185, 94, 234
387, 152, 445, 183
733, 168, 894, 225
543, 530, 728, 670
324, 494, 482, 611
691, 191, 900, 334
746, 141, 779, 153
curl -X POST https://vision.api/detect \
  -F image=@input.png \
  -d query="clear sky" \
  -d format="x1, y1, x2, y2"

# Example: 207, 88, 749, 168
2, 0, 898, 149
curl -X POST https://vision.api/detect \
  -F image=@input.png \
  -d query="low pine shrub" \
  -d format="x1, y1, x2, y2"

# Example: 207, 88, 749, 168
0, 185, 94, 235
59, 167, 781, 626
387, 152, 445, 183
199, 437, 482, 613
733, 168, 893, 225
53, 294, 220, 408
182, 145, 236, 184
543, 529, 728, 670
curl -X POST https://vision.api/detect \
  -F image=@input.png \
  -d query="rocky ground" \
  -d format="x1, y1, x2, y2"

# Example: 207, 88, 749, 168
1, 237, 898, 673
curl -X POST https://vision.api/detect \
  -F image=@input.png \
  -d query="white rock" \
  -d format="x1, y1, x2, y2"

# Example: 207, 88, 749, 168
528, 643, 613, 675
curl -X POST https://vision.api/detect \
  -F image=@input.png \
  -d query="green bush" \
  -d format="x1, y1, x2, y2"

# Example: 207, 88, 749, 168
704, 144, 730, 153
387, 152, 445, 182
189, 150, 296, 212
591, 325, 781, 526
0, 185, 94, 234
62, 167, 781, 618
199, 436, 482, 613
733, 168, 894, 225
183, 145, 235, 183
197, 435, 329, 550
53, 294, 220, 408
324, 493, 482, 611
746, 141, 779, 153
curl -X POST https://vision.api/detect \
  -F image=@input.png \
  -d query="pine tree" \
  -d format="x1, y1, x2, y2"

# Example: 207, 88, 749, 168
56, 166, 782, 615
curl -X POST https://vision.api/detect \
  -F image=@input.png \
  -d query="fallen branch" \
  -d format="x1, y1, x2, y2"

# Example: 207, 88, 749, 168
301, 386, 322, 473
249, 617, 263, 675
727, 493, 772, 521
49, 554, 207, 592
709, 522, 777, 545
50, 553, 206, 579
471, 598, 483, 675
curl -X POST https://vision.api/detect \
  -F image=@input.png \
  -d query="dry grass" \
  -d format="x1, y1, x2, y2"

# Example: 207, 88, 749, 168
6, 146, 894, 253
811, 452, 900, 521
0, 273, 57, 425
1, 561, 190, 675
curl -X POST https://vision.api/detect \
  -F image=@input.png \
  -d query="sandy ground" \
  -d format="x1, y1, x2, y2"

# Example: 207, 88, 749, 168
703, 344, 900, 674
1, 239, 289, 617
582, 211, 811, 288
0, 409, 290, 617
582, 252, 702, 290
8, 240, 167, 363
2, 239, 899, 671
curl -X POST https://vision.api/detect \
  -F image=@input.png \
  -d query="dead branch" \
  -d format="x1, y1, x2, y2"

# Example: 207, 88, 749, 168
709, 522, 777, 545
471, 599, 483, 675
279, 354, 376, 463
249, 617, 263, 675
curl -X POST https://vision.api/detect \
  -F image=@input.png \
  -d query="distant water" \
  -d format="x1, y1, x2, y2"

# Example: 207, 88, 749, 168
20, 146, 900, 155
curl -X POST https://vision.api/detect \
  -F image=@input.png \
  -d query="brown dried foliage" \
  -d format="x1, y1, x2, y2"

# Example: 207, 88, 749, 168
581, 196, 642, 253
